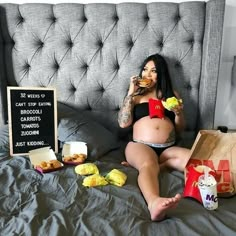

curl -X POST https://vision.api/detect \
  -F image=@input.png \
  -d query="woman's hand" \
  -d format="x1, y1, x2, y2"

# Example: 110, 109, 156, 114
171, 92, 184, 116
171, 102, 184, 116
127, 76, 140, 96
172, 100, 185, 133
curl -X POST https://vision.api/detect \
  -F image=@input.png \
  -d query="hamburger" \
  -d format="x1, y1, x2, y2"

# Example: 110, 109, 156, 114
137, 77, 152, 87
162, 96, 183, 110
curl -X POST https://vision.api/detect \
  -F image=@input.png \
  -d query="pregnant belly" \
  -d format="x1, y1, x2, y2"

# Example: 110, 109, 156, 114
133, 116, 175, 144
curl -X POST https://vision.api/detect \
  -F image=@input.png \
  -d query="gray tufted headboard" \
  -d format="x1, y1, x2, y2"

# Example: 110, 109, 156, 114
0, 0, 225, 141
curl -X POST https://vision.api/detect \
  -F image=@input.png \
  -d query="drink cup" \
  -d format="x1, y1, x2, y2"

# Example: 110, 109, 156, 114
198, 174, 218, 210
183, 165, 215, 203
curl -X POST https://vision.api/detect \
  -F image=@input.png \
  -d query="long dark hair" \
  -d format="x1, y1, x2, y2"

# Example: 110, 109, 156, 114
137, 54, 175, 99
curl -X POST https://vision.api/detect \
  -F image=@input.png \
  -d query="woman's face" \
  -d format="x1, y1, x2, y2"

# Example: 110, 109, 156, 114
141, 60, 157, 86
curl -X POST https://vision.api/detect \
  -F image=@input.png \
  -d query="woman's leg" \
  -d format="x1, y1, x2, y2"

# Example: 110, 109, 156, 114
125, 141, 181, 221
159, 146, 191, 172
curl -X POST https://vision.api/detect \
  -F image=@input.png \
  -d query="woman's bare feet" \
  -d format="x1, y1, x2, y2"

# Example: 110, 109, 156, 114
148, 193, 181, 221
121, 161, 131, 167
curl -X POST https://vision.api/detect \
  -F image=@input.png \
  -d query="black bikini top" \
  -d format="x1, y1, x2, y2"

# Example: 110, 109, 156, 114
133, 102, 175, 123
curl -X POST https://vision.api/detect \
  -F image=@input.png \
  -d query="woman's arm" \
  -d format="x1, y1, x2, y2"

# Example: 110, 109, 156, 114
174, 110, 186, 133
118, 76, 139, 128
118, 95, 134, 128
173, 91, 186, 133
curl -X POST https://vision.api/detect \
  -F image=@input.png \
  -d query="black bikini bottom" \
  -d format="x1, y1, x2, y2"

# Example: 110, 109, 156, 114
133, 139, 175, 156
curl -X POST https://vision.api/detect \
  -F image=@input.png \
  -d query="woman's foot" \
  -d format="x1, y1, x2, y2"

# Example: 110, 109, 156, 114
148, 193, 181, 221
121, 161, 131, 167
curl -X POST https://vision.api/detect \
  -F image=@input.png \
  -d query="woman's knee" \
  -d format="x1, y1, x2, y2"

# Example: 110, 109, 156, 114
125, 142, 159, 169
159, 147, 190, 171
139, 158, 160, 172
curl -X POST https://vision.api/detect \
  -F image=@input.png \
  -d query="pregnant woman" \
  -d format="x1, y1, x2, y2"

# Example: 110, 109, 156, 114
118, 53, 190, 221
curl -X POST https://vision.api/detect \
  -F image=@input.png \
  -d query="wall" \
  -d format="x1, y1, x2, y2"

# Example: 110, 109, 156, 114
215, 0, 236, 130
0, 0, 235, 129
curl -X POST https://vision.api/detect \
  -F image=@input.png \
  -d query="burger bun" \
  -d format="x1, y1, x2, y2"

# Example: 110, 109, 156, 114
137, 77, 152, 87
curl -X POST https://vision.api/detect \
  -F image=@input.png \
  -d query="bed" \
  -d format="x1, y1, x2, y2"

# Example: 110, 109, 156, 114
1, 1, 235, 235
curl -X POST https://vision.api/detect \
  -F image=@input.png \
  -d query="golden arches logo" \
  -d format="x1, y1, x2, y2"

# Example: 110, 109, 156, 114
192, 181, 198, 187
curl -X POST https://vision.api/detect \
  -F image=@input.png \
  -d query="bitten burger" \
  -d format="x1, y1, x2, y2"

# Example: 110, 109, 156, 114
137, 77, 152, 87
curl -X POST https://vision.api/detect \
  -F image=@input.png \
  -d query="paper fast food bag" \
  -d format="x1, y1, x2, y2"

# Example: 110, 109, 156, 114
185, 130, 236, 197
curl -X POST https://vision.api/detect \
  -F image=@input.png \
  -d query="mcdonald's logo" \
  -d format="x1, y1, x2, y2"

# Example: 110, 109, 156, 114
192, 181, 198, 187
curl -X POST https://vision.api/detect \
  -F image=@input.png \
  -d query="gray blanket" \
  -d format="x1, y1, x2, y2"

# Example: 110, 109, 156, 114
0, 144, 236, 236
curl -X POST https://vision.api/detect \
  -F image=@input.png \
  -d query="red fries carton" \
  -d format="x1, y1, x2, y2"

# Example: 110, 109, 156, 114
149, 98, 165, 119
183, 165, 216, 203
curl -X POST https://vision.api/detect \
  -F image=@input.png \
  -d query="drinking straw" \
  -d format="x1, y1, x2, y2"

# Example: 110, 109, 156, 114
204, 166, 209, 184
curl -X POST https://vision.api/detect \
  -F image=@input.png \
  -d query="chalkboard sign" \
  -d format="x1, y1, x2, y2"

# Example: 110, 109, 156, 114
7, 87, 58, 156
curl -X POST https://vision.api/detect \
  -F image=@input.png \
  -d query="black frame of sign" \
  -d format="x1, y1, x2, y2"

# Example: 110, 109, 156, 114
7, 86, 58, 156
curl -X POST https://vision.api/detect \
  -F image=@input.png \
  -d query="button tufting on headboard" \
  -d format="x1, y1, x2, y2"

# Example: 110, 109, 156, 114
175, 14, 181, 22
53, 62, 60, 70
50, 16, 57, 23
175, 62, 181, 68
83, 16, 87, 23
159, 42, 164, 48
114, 63, 120, 71
113, 15, 119, 22
37, 40, 44, 48
82, 64, 88, 70
66, 39, 73, 48
185, 83, 192, 90
17, 15, 24, 25
97, 40, 103, 48
23, 63, 31, 71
